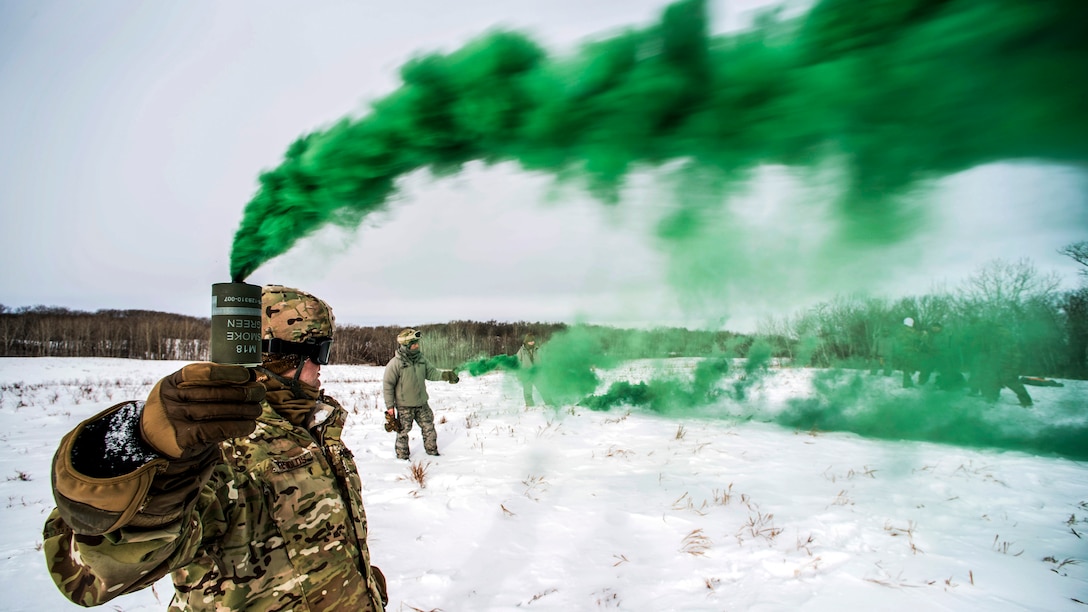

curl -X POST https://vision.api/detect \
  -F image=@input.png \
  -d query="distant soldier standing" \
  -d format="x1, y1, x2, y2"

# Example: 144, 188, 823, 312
895, 317, 922, 388
516, 332, 543, 406
916, 322, 941, 386
384, 328, 459, 460
868, 326, 894, 376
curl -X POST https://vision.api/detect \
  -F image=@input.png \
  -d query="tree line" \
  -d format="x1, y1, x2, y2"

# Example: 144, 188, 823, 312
0, 307, 553, 365
0, 307, 210, 361
1, 293, 1082, 377
0, 307, 742, 368
758, 256, 1088, 379
4, 246, 1085, 378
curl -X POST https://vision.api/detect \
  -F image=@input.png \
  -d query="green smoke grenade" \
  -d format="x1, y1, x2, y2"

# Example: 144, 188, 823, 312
210, 282, 263, 366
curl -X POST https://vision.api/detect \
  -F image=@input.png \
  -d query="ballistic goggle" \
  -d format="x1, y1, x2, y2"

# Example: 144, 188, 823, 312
262, 337, 334, 365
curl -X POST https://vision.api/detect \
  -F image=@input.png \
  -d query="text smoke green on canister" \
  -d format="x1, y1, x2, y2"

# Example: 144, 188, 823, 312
210, 282, 262, 367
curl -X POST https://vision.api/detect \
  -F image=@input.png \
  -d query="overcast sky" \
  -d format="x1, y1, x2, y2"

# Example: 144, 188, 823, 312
2, 0, 1085, 333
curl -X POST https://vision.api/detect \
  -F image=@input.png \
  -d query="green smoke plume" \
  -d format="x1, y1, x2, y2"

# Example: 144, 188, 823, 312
776, 371, 1088, 461
555, 310, 1087, 461
457, 354, 520, 376
579, 357, 735, 412
574, 335, 772, 412
533, 326, 618, 405
577, 366, 1088, 461
230, 0, 1088, 281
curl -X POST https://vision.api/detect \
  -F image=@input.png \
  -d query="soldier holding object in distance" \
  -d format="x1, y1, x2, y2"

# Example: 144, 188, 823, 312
383, 328, 459, 460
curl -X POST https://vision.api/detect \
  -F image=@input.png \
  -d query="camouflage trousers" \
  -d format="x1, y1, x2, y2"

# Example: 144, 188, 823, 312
395, 405, 437, 459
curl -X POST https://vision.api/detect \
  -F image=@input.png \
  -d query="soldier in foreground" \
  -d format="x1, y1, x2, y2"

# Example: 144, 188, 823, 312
42, 285, 388, 611
383, 328, 459, 460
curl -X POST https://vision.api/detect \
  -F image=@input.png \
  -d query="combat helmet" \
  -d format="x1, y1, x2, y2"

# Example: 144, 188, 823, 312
261, 285, 335, 365
397, 328, 422, 346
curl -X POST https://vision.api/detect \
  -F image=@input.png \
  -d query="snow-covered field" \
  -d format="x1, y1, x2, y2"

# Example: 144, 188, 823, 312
0, 357, 1085, 611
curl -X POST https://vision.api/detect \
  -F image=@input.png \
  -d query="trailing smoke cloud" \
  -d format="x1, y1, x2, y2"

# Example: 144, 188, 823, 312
480, 322, 1088, 462
230, 0, 1088, 281
456, 354, 519, 376
577, 363, 1088, 461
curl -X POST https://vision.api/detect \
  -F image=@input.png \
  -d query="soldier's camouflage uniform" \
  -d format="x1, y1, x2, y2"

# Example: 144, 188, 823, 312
42, 375, 387, 611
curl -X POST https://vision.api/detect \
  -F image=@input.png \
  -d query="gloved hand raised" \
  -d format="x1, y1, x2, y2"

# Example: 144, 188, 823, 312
140, 363, 265, 460
441, 370, 460, 384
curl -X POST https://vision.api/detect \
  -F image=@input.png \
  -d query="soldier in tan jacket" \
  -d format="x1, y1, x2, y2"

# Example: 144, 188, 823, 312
383, 328, 459, 460
43, 285, 388, 611
516, 332, 542, 406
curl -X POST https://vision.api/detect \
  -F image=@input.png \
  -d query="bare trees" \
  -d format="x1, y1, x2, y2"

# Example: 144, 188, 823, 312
755, 256, 1081, 377
1060, 241, 1088, 376
1059, 241, 1088, 273
4, 247, 1084, 377
332, 321, 567, 368
0, 309, 574, 367
952, 258, 1066, 374
0, 307, 210, 359
955, 258, 1061, 311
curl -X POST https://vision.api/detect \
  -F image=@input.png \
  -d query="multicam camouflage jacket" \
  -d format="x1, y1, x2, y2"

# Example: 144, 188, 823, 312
43, 389, 387, 611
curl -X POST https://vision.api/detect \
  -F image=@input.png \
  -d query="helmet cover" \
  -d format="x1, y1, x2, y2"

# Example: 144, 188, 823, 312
397, 328, 422, 346
262, 285, 335, 343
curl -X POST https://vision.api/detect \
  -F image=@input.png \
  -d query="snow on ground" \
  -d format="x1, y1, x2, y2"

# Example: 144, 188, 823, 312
0, 357, 1085, 611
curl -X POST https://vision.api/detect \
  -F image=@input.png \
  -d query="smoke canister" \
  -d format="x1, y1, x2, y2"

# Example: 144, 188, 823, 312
210, 282, 262, 366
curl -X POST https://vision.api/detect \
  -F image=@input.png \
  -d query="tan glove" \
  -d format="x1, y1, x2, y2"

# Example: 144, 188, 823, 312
140, 363, 265, 460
